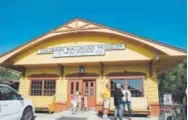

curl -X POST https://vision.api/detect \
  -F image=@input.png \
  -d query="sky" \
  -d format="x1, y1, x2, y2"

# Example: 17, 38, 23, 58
0, 0, 187, 54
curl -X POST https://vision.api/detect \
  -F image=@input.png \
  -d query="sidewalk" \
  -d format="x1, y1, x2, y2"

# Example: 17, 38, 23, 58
35, 111, 159, 120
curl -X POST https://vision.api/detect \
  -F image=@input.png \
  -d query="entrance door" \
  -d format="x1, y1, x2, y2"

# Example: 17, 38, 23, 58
83, 80, 96, 109
67, 80, 82, 107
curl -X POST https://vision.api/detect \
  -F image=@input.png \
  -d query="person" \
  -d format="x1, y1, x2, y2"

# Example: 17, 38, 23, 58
183, 87, 187, 118
77, 92, 82, 111
122, 85, 132, 120
101, 84, 111, 120
114, 84, 124, 120
83, 93, 88, 111
71, 92, 78, 114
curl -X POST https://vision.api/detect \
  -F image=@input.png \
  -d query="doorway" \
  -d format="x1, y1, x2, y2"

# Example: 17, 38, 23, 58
83, 80, 96, 109
67, 79, 96, 109
67, 80, 82, 108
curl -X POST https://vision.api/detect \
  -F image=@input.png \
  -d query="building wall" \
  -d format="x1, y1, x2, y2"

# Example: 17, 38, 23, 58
13, 33, 156, 65
19, 64, 159, 111
17, 33, 159, 115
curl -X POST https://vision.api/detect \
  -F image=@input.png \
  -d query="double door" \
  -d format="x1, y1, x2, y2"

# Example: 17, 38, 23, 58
68, 80, 96, 109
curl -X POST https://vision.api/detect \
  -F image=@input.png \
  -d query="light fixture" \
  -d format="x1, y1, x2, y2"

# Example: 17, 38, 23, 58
79, 65, 84, 74
154, 55, 160, 61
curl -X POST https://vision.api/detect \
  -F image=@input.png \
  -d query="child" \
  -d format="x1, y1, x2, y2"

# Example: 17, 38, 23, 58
77, 92, 82, 111
71, 93, 78, 114
83, 93, 88, 111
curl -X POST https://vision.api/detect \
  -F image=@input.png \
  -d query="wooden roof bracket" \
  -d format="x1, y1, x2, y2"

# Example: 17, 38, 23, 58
149, 55, 160, 77
58, 64, 64, 80
100, 62, 104, 79
20, 66, 26, 79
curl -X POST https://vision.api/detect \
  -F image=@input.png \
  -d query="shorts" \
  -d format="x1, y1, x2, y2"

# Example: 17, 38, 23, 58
71, 102, 77, 108
103, 99, 110, 109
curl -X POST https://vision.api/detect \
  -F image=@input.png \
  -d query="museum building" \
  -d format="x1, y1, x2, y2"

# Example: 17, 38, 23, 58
0, 18, 186, 116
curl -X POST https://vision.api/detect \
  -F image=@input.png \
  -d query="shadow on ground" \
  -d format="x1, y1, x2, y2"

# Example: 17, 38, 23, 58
57, 117, 87, 120
98, 111, 149, 119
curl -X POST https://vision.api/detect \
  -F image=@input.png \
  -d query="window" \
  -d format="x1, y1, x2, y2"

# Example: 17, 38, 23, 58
44, 80, 56, 96
30, 80, 56, 96
90, 81, 94, 96
76, 82, 79, 91
71, 82, 74, 94
85, 82, 89, 95
0, 86, 20, 100
110, 78, 143, 97
31, 80, 42, 96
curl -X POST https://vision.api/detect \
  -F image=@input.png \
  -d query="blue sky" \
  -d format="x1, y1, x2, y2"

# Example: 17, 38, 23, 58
0, 0, 186, 54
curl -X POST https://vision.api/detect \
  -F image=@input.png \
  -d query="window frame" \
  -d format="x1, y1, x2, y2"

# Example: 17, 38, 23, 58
109, 76, 144, 97
29, 74, 59, 96
30, 79, 57, 96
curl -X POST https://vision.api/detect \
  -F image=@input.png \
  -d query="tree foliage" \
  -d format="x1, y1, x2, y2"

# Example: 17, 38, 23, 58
0, 67, 20, 82
158, 59, 187, 92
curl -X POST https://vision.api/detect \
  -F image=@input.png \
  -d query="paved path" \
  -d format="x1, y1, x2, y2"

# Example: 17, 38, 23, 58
35, 111, 159, 120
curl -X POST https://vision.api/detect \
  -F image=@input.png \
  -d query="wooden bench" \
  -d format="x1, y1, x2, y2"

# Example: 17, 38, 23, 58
109, 97, 150, 116
33, 95, 56, 113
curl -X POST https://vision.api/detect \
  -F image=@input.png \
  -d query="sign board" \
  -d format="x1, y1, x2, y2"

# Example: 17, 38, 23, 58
38, 44, 125, 58
163, 94, 173, 105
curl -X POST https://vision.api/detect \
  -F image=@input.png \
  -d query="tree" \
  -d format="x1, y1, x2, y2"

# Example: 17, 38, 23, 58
0, 67, 20, 83
158, 59, 187, 92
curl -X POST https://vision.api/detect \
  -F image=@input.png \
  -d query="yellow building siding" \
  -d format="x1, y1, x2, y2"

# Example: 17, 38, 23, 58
18, 64, 159, 109
96, 78, 104, 104
56, 80, 67, 102
19, 77, 30, 97
15, 33, 160, 113
12, 34, 157, 65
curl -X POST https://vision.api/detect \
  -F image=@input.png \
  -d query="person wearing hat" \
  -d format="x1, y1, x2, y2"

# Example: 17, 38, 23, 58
113, 83, 124, 120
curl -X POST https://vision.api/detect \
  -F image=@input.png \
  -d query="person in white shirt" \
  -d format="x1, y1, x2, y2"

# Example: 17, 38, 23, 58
71, 92, 78, 114
122, 85, 132, 120
83, 93, 88, 111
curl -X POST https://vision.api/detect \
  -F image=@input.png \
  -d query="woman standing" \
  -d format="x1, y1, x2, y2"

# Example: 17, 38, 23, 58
101, 84, 111, 120
122, 85, 132, 120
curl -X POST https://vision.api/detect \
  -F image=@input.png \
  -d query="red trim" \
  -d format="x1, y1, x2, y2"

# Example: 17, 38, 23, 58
29, 74, 59, 78
106, 72, 146, 77
28, 74, 60, 80
107, 76, 145, 79
65, 73, 99, 79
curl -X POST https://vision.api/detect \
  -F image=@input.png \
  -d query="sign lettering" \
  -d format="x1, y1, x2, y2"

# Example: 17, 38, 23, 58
38, 44, 125, 58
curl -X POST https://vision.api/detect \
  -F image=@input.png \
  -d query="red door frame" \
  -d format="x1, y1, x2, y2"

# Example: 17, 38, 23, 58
67, 79, 96, 109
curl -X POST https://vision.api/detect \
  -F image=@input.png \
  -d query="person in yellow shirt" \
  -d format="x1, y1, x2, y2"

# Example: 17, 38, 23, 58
101, 84, 111, 120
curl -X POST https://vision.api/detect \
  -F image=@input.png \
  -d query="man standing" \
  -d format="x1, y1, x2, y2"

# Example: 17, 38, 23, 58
101, 84, 111, 120
114, 84, 124, 120
122, 85, 132, 120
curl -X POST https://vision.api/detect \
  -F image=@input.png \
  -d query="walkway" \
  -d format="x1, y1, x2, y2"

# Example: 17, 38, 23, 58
35, 111, 159, 120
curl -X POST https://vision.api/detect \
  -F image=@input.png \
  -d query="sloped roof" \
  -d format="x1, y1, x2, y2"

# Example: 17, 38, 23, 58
0, 18, 186, 64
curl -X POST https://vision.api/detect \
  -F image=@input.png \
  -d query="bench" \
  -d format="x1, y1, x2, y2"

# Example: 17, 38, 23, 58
109, 97, 150, 116
32, 95, 56, 113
